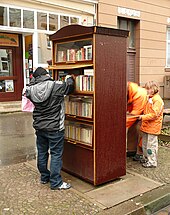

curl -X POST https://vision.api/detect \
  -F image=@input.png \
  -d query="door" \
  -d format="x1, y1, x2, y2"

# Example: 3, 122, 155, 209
0, 34, 23, 102
127, 50, 136, 82
118, 18, 137, 83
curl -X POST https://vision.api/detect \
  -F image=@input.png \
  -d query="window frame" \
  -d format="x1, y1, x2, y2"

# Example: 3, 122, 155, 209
0, 4, 80, 33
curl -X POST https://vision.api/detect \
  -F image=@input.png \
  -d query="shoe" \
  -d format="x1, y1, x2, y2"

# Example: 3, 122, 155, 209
40, 180, 49, 184
142, 162, 157, 168
51, 182, 71, 190
140, 158, 148, 163
133, 154, 143, 161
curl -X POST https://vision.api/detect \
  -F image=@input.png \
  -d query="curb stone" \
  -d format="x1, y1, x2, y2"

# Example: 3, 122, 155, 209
128, 185, 170, 215
144, 193, 170, 215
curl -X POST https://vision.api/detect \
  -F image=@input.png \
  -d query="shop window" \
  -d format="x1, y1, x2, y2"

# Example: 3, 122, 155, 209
38, 33, 52, 64
60, 16, 69, 28
0, 49, 13, 76
0, 80, 14, 92
0, 80, 5, 92
37, 12, 47, 30
166, 28, 170, 67
118, 18, 135, 48
23, 10, 34, 29
49, 14, 58, 31
9, 8, 21, 27
0, 6, 7, 26
46, 35, 52, 49
70, 17, 79, 24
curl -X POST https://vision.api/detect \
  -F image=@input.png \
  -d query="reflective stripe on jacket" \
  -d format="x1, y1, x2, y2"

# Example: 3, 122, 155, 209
127, 82, 147, 128
140, 93, 164, 135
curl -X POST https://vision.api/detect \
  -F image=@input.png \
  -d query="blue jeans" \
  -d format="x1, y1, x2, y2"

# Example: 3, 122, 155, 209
35, 130, 64, 188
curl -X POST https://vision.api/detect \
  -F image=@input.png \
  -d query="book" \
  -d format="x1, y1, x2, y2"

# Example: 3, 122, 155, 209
83, 45, 92, 60
84, 69, 94, 76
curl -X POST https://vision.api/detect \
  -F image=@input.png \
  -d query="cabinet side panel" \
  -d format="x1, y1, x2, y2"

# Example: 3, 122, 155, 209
94, 34, 127, 185
63, 143, 94, 183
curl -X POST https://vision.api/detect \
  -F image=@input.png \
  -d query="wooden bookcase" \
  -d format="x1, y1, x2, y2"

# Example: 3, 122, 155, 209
49, 25, 128, 185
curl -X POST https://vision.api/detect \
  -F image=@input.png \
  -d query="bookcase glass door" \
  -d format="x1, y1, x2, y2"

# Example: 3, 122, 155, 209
65, 95, 93, 119
56, 39, 92, 62
65, 120, 93, 147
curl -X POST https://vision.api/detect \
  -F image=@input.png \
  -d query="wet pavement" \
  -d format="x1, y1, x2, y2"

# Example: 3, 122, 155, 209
0, 111, 170, 215
0, 163, 101, 215
127, 146, 170, 184
0, 112, 36, 166
0, 112, 100, 214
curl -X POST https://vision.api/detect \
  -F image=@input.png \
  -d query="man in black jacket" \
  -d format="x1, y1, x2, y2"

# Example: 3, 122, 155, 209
26, 67, 74, 190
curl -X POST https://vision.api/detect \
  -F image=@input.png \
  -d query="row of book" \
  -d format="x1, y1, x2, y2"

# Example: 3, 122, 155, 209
57, 45, 92, 62
75, 75, 94, 91
65, 96, 92, 118
65, 121, 92, 145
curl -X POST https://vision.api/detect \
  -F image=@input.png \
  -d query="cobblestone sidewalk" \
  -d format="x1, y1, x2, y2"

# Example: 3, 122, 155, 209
127, 146, 170, 184
0, 163, 101, 215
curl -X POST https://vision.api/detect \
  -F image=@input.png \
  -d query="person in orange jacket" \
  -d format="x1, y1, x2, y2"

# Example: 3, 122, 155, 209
139, 81, 164, 168
127, 82, 147, 161
127, 82, 147, 128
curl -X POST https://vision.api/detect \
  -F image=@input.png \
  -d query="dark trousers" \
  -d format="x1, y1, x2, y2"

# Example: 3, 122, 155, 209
35, 130, 64, 188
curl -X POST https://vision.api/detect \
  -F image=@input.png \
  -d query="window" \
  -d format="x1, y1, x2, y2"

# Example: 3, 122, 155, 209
166, 28, 170, 67
46, 35, 52, 49
23, 10, 34, 29
60, 16, 69, 28
118, 18, 135, 48
0, 6, 81, 31
0, 6, 7, 26
71, 17, 79, 24
0, 49, 13, 76
9, 8, 21, 27
38, 33, 52, 64
49, 14, 58, 31
37, 12, 47, 30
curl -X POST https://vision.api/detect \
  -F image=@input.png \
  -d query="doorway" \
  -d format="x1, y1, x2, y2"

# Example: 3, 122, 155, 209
24, 35, 33, 85
118, 18, 138, 83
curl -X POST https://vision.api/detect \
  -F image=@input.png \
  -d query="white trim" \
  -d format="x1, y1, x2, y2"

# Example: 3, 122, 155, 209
0, 1, 95, 15
33, 32, 38, 69
27, 0, 96, 15
22, 35, 27, 88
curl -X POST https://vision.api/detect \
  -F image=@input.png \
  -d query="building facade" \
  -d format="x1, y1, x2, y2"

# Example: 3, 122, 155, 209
0, 0, 97, 101
97, 0, 170, 97
1, 0, 170, 101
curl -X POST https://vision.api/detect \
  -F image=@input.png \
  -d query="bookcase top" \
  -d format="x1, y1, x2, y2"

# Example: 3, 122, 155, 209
49, 24, 129, 41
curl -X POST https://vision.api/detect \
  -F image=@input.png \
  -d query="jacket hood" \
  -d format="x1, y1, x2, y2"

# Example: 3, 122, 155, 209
27, 77, 54, 103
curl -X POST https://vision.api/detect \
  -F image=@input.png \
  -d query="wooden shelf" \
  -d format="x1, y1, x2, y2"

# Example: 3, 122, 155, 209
48, 61, 93, 70
66, 114, 93, 123
73, 90, 94, 95
65, 138, 93, 150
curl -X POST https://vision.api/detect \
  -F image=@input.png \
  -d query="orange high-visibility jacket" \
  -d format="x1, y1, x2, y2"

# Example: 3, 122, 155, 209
140, 93, 164, 135
127, 82, 147, 128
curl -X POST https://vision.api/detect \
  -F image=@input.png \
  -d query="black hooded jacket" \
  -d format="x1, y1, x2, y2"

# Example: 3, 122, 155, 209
26, 75, 74, 131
